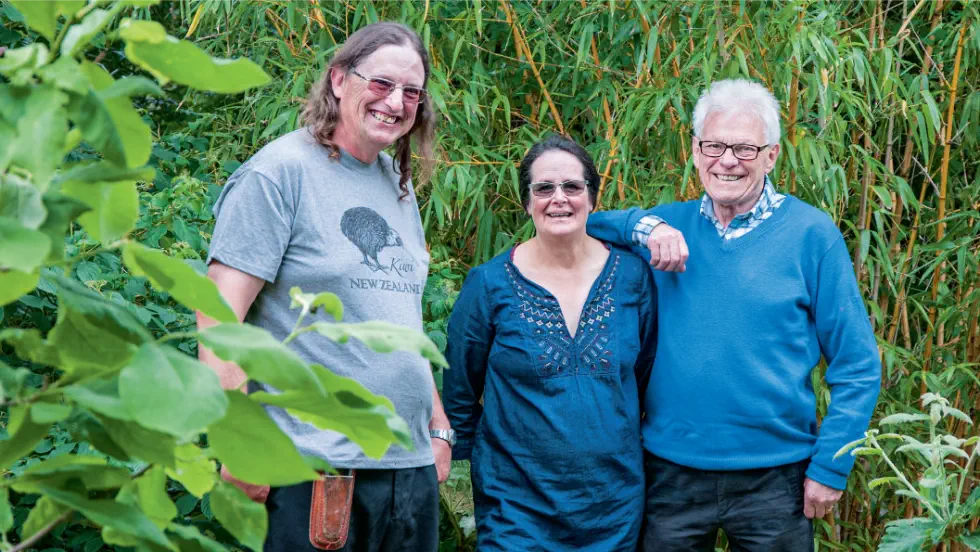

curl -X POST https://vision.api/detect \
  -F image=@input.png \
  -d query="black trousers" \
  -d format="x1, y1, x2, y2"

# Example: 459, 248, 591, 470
263, 465, 439, 552
642, 453, 814, 552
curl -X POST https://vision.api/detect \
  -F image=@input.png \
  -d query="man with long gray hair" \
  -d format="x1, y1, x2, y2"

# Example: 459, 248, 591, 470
587, 78, 881, 550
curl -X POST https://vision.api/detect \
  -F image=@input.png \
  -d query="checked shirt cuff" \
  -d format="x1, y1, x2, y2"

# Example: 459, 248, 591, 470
632, 215, 665, 248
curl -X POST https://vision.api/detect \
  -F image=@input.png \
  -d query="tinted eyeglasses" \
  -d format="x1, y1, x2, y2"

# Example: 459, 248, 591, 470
697, 140, 770, 161
349, 69, 426, 104
530, 180, 588, 199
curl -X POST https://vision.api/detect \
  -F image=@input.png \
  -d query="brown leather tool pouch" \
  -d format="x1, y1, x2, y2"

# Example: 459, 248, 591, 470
309, 470, 355, 550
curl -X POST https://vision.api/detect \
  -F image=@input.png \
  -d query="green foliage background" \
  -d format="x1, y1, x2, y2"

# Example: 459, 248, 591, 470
2, 0, 980, 550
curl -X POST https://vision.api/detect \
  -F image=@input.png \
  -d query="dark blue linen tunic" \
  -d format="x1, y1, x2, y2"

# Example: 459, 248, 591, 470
444, 245, 657, 551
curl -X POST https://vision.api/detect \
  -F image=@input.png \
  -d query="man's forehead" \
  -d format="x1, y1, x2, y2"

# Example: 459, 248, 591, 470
700, 111, 766, 142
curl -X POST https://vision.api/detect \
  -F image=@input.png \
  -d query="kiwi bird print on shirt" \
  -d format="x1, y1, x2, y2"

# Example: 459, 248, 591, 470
341, 206, 416, 274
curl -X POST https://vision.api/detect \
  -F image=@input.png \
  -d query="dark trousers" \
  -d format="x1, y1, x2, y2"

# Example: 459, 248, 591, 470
264, 465, 439, 552
642, 453, 814, 552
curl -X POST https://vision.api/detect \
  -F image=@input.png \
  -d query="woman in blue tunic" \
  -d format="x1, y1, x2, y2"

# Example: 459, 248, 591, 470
444, 135, 657, 551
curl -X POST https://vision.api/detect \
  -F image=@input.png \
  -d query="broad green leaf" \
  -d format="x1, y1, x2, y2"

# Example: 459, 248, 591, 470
64, 411, 132, 462
289, 287, 343, 321
47, 276, 150, 377
0, 174, 46, 229
878, 518, 946, 552
120, 467, 177, 529
14, 454, 130, 491
9, 84, 69, 190
868, 476, 900, 489
167, 523, 227, 552
37, 56, 90, 94
0, 405, 53, 471
62, 180, 139, 243
165, 444, 216, 498
55, 161, 156, 185
310, 320, 448, 367
210, 480, 268, 552
251, 363, 411, 458
879, 413, 932, 426
101, 76, 165, 100
119, 343, 229, 437
0, 118, 13, 171
21, 495, 71, 540
0, 43, 48, 76
118, 19, 271, 93
8, 0, 85, 40
30, 402, 73, 424
36, 191, 90, 262
208, 391, 319, 486
198, 324, 324, 393
33, 484, 174, 549
962, 486, 980, 518
63, 376, 132, 421
0, 269, 39, 307
123, 244, 237, 323
962, 532, 980, 550
0, 488, 12, 533
61, 8, 114, 58
0, 216, 52, 273
99, 416, 176, 467
0, 360, 30, 401
0, 328, 62, 368
66, 62, 152, 168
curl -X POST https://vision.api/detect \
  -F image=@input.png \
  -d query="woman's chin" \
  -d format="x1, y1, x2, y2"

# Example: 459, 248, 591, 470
535, 222, 585, 240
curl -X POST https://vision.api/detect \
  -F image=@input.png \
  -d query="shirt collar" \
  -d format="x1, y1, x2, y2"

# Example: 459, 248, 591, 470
699, 175, 779, 228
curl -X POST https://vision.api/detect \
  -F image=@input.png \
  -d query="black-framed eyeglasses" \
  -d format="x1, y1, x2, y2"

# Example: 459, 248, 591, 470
530, 180, 588, 199
349, 69, 426, 104
697, 139, 770, 161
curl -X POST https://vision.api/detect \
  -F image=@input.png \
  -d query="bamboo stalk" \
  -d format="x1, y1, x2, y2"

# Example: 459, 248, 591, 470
500, 1, 566, 135
786, 6, 804, 194
922, 13, 969, 380
583, 0, 619, 208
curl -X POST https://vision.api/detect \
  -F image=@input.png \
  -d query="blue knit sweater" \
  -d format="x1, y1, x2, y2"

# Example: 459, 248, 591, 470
587, 196, 881, 490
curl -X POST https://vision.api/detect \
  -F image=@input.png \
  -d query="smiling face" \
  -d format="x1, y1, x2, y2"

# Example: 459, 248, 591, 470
693, 110, 780, 214
526, 150, 593, 239
330, 44, 424, 162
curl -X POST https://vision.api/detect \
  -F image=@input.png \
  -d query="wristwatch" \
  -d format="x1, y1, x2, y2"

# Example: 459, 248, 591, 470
429, 428, 456, 447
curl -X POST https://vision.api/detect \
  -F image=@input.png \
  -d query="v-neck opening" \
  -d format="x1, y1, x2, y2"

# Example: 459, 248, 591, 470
506, 243, 616, 340
707, 196, 796, 252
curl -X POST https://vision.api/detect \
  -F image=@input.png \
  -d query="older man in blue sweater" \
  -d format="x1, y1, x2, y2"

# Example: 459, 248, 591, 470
587, 79, 881, 551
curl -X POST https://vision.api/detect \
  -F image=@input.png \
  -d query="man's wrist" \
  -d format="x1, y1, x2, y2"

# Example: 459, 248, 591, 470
429, 428, 456, 447
632, 215, 664, 247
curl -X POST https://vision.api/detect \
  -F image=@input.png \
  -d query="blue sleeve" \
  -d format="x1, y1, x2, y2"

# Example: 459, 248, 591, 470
444, 267, 494, 461
807, 236, 882, 490
587, 208, 658, 260
634, 264, 658, 404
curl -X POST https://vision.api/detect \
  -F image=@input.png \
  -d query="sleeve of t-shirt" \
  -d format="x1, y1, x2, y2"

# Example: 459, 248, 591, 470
206, 168, 294, 283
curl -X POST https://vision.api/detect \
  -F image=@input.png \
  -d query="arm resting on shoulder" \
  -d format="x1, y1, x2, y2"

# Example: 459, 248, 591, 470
587, 208, 687, 272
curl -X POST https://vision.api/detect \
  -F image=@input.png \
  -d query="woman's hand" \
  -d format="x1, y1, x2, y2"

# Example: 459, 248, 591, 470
220, 464, 271, 503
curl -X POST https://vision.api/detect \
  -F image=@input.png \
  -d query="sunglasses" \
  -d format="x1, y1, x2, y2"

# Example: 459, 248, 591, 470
349, 69, 426, 104
530, 180, 588, 199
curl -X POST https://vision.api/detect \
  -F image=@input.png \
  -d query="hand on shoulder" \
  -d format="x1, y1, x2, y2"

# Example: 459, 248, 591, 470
647, 224, 689, 272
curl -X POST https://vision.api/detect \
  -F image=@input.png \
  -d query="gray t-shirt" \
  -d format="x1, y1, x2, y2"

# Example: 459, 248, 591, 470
207, 128, 434, 469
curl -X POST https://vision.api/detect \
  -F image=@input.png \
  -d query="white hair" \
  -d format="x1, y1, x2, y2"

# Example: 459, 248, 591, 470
692, 79, 782, 145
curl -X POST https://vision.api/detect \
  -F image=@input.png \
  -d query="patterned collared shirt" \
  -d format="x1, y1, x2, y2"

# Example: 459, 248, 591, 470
631, 175, 786, 246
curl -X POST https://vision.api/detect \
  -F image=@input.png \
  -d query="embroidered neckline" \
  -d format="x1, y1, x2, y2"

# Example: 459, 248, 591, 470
504, 252, 619, 376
